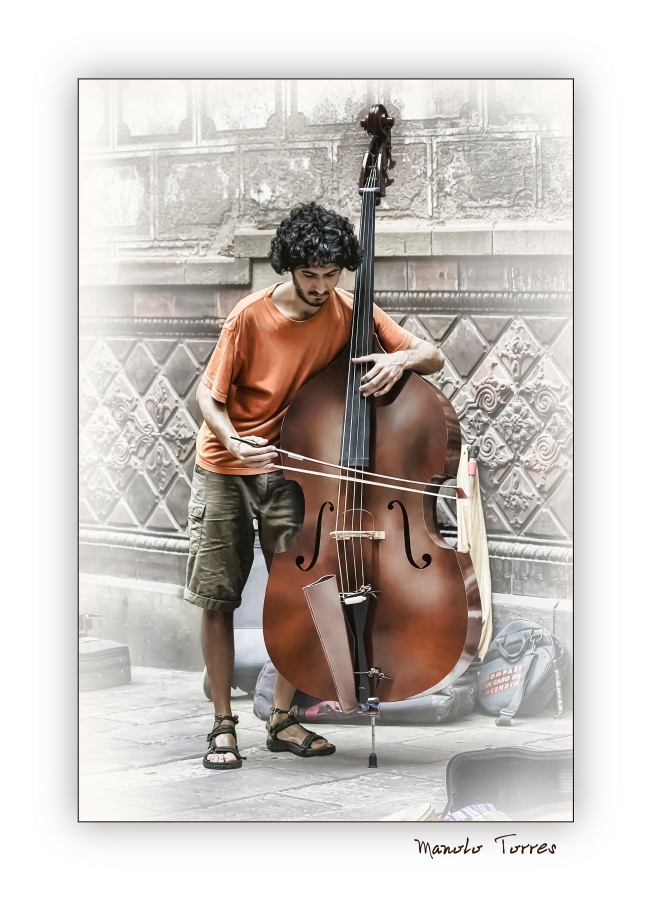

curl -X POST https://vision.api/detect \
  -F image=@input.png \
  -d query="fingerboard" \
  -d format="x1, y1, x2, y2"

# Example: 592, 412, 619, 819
340, 188, 376, 469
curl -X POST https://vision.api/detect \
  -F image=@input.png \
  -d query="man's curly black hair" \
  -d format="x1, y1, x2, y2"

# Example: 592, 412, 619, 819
268, 202, 362, 274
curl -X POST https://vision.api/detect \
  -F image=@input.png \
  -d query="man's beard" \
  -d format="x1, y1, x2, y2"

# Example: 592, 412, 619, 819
292, 275, 330, 307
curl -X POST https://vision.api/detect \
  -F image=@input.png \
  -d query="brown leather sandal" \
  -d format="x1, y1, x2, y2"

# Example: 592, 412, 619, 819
266, 706, 335, 757
203, 714, 246, 770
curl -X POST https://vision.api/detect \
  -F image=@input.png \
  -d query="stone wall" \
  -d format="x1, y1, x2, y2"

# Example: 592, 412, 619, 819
79, 79, 572, 667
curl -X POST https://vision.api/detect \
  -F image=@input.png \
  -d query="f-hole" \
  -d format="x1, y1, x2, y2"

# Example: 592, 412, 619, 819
296, 501, 334, 571
388, 500, 432, 569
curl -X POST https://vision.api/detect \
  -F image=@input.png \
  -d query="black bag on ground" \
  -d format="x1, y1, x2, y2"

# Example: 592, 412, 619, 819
252, 659, 478, 726
476, 619, 568, 726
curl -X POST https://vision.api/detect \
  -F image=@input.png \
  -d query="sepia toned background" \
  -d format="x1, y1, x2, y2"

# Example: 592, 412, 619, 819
79, 79, 572, 669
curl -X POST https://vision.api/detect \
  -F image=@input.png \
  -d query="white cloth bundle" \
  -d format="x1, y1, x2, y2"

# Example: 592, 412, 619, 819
456, 444, 492, 660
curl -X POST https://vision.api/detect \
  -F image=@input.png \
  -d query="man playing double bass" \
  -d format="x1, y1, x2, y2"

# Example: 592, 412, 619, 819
185, 201, 444, 770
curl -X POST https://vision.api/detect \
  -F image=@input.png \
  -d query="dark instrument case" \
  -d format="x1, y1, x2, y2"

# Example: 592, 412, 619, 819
443, 746, 573, 820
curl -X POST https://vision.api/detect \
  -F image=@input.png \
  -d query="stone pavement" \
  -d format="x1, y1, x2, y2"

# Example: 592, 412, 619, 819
79, 666, 573, 822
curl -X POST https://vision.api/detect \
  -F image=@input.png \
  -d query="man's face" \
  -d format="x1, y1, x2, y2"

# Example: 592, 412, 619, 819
291, 264, 342, 308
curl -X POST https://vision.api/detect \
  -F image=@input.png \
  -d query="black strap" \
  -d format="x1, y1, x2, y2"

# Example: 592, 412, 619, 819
206, 739, 246, 761
267, 713, 324, 749
298, 730, 322, 750
495, 652, 537, 726
206, 714, 247, 759
207, 723, 236, 742
206, 723, 247, 760
268, 713, 300, 738
213, 714, 239, 725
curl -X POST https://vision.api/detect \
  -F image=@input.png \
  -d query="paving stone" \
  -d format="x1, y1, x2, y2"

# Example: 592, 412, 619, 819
507, 713, 573, 735
84, 764, 333, 818
82, 740, 202, 770
143, 793, 341, 822
301, 792, 449, 821
81, 757, 217, 792
79, 757, 134, 776
525, 735, 572, 751
273, 746, 453, 785
102, 715, 215, 744
79, 786, 160, 822
79, 716, 125, 734
285, 771, 446, 810
80, 733, 142, 755
403, 726, 556, 752
82, 758, 193, 789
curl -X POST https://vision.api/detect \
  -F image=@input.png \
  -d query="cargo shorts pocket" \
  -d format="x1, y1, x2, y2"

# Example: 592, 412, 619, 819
187, 501, 206, 554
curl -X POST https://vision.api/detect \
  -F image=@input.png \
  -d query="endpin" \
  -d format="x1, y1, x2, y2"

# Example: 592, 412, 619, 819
362, 696, 380, 768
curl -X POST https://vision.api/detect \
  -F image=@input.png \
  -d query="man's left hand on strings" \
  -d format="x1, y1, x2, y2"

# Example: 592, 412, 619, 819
353, 351, 409, 397
353, 337, 444, 397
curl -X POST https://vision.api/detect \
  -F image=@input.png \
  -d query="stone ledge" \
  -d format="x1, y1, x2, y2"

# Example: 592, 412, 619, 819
234, 229, 275, 259
433, 225, 492, 256
491, 592, 572, 643
375, 222, 432, 256
492, 224, 573, 255
80, 225, 573, 286
118, 259, 185, 285
80, 571, 184, 596
184, 257, 250, 285
234, 222, 572, 259
80, 257, 251, 286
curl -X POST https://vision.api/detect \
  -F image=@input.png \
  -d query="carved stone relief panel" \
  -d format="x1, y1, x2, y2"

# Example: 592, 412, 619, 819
79, 329, 214, 535
398, 309, 572, 546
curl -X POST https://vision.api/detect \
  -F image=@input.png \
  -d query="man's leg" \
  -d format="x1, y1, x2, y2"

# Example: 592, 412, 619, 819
185, 468, 257, 768
202, 608, 237, 765
260, 472, 335, 753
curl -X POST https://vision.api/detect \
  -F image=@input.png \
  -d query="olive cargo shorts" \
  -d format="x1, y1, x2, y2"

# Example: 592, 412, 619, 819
184, 464, 304, 612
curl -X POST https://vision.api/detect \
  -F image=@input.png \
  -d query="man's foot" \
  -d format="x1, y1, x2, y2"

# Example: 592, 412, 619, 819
203, 714, 246, 770
267, 708, 335, 757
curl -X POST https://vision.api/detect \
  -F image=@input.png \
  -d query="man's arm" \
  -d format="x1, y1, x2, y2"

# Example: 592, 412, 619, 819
353, 335, 444, 397
196, 380, 278, 468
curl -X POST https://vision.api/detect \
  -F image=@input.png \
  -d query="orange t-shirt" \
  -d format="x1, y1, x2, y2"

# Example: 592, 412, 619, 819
195, 283, 413, 475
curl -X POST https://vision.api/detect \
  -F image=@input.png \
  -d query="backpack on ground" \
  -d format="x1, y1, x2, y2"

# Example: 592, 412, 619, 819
476, 618, 568, 726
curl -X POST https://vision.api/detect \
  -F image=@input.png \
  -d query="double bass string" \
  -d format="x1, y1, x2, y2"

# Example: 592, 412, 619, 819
351, 178, 376, 590
341, 174, 374, 598
350, 183, 372, 594
352, 180, 367, 594
358, 177, 375, 591
337, 177, 370, 597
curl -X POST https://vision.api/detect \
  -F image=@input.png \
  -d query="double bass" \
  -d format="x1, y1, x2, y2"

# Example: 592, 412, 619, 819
263, 106, 481, 741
